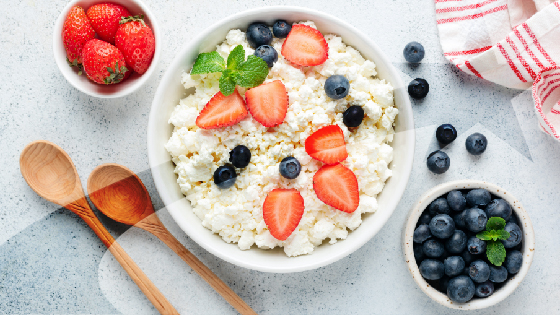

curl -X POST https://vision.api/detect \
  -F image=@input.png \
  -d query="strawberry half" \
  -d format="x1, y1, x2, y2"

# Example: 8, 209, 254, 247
313, 164, 359, 213
305, 125, 348, 164
86, 3, 130, 44
245, 80, 288, 127
196, 90, 248, 129
263, 189, 305, 241
62, 6, 95, 65
281, 24, 328, 67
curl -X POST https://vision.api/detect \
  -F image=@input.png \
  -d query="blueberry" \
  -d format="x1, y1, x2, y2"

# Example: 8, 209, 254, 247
469, 260, 490, 283
453, 210, 467, 229
414, 243, 425, 262
229, 145, 251, 168
467, 236, 486, 255
465, 207, 488, 233
507, 213, 519, 225
444, 256, 465, 277
325, 75, 350, 99
462, 250, 474, 264
413, 224, 431, 243
505, 250, 523, 274
408, 78, 429, 99
436, 124, 458, 145
419, 213, 432, 225
475, 281, 495, 298
447, 190, 466, 212
466, 189, 492, 207
213, 164, 237, 189
279, 157, 301, 179
489, 265, 508, 283
246, 23, 273, 48
429, 214, 455, 239
342, 105, 364, 127
446, 230, 467, 254
502, 222, 522, 248
423, 239, 445, 258
465, 132, 488, 155
272, 20, 291, 38
428, 197, 451, 216
426, 150, 450, 174
447, 275, 475, 303
254, 45, 278, 67
403, 41, 425, 63
486, 199, 512, 221
419, 259, 445, 280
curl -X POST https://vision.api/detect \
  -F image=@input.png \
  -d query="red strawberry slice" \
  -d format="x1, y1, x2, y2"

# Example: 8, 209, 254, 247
196, 90, 248, 129
281, 24, 328, 66
245, 80, 289, 127
263, 189, 305, 241
313, 164, 359, 213
305, 125, 348, 164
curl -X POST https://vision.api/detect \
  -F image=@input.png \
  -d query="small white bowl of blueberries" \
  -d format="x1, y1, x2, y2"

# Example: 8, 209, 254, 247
403, 180, 535, 310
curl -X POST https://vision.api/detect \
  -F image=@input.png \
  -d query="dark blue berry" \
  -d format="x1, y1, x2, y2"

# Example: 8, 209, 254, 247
453, 210, 467, 229
502, 222, 522, 248
254, 45, 278, 67
213, 164, 237, 189
507, 213, 519, 225
439, 276, 450, 292
446, 230, 467, 254
408, 78, 429, 99
444, 256, 465, 277
475, 281, 495, 298
469, 260, 490, 283
279, 157, 301, 179
419, 213, 432, 225
462, 250, 474, 264
447, 275, 475, 303
413, 224, 431, 243
414, 243, 425, 262
423, 239, 445, 258
505, 250, 523, 274
325, 75, 350, 99
436, 124, 457, 144
246, 23, 273, 48
465, 207, 488, 233
486, 199, 512, 221
466, 189, 492, 207
429, 214, 455, 239
229, 145, 251, 168
428, 197, 451, 216
467, 236, 486, 255
465, 132, 488, 155
489, 265, 508, 283
419, 259, 445, 280
403, 41, 425, 63
272, 20, 291, 38
447, 190, 466, 212
343, 105, 364, 127
427, 150, 450, 174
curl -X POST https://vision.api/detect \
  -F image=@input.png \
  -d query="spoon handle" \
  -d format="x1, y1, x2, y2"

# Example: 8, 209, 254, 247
137, 213, 257, 315
66, 198, 180, 315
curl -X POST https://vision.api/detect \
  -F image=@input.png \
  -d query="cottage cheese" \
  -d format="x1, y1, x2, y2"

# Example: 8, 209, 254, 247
165, 21, 398, 257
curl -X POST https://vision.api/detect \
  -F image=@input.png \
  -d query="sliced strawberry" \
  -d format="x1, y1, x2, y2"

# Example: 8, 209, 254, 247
263, 189, 305, 241
313, 164, 359, 213
245, 80, 288, 127
305, 125, 348, 164
281, 24, 328, 67
196, 90, 248, 129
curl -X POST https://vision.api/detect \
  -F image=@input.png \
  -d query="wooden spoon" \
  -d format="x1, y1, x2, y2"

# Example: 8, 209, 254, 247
87, 163, 257, 315
20, 141, 178, 315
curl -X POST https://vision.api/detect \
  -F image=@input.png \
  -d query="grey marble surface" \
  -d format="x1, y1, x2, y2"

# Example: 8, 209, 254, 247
1, 0, 560, 314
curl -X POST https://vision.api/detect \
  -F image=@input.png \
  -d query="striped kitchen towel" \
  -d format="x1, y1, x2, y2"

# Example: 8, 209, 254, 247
435, 0, 560, 141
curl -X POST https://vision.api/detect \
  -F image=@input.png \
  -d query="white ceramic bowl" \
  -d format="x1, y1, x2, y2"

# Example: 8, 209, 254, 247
148, 6, 415, 273
403, 180, 535, 310
53, 0, 161, 98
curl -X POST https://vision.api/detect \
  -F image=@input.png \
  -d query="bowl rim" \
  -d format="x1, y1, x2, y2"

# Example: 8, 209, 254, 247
402, 180, 535, 310
52, 0, 162, 98
148, 5, 415, 272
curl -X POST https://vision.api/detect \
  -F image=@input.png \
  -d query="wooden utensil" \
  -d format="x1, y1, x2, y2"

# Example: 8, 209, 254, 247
19, 141, 179, 315
87, 163, 257, 315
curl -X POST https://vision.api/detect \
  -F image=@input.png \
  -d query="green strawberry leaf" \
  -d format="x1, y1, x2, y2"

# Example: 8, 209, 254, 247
486, 240, 507, 266
477, 230, 510, 241
235, 55, 269, 88
219, 70, 237, 96
191, 51, 225, 74
227, 45, 245, 70
486, 217, 506, 231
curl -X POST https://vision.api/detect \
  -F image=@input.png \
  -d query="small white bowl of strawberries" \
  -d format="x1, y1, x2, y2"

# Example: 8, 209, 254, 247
53, 0, 161, 98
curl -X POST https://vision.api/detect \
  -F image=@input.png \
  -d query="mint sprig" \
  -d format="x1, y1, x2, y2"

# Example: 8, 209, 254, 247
476, 217, 511, 266
190, 45, 268, 96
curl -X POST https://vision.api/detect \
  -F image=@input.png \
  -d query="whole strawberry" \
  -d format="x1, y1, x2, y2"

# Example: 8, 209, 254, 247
115, 15, 155, 75
62, 6, 95, 65
82, 39, 129, 84
86, 3, 130, 44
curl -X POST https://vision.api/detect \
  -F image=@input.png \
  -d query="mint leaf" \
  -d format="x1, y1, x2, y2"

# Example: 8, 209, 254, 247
477, 230, 511, 241
236, 55, 269, 88
486, 240, 507, 266
486, 217, 506, 231
227, 45, 245, 70
191, 51, 225, 74
476, 231, 494, 241
219, 70, 236, 96
496, 229, 511, 240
